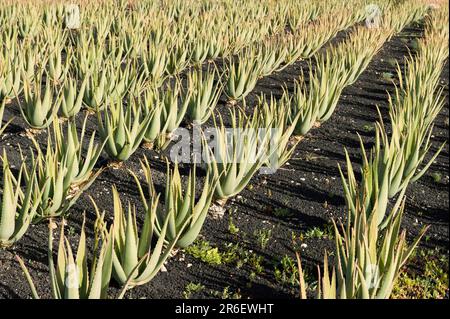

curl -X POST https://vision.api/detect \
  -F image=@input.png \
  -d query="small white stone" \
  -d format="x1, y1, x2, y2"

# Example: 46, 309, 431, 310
209, 204, 226, 220
49, 220, 58, 230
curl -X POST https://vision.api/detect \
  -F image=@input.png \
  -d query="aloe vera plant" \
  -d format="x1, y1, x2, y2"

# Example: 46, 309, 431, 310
20, 71, 61, 130
185, 67, 222, 125
284, 9, 353, 66
83, 62, 136, 112
257, 94, 300, 170
52, 116, 105, 186
317, 196, 427, 299
206, 26, 228, 59
0, 151, 43, 248
0, 26, 17, 59
424, 5, 449, 49
339, 128, 394, 230
287, 1, 320, 31
297, 126, 429, 300
381, 56, 446, 196
205, 109, 271, 202
340, 114, 444, 231
47, 46, 71, 84
91, 19, 111, 45
288, 76, 319, 137
132, 83, 187, 149
95, 187, 178, 287
225, 51, 261, 103
166, 41, 189, 76
158, 82, 191, 144
339, 27, 388, 86
17, 218, 115, 299
283, 26, 331, 66
257, 38, 287, 77
387, 93, 445, 193
132, 157, 217, 248
105, 36, 128, 66
16, 8, 41, 39
135, 89, 164, 146
19, 44, 41, 83
105, 61, 136, 106
73, 33, 105, 78
383, 1, 428, 34
190, 35, 210, 65
0, 55, 21, 103
312, 53, 347, 123
141, 44, 168, 86
43, 2, 65, 25
60, 75, 88, 118
23, 119, 103, 221
97, 97, 152, 161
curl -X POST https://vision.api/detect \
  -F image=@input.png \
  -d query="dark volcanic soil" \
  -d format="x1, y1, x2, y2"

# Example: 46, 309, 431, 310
0, 22, 448, 299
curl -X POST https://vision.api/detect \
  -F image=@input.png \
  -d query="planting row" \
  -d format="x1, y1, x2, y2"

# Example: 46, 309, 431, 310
298, 7, 449, 298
